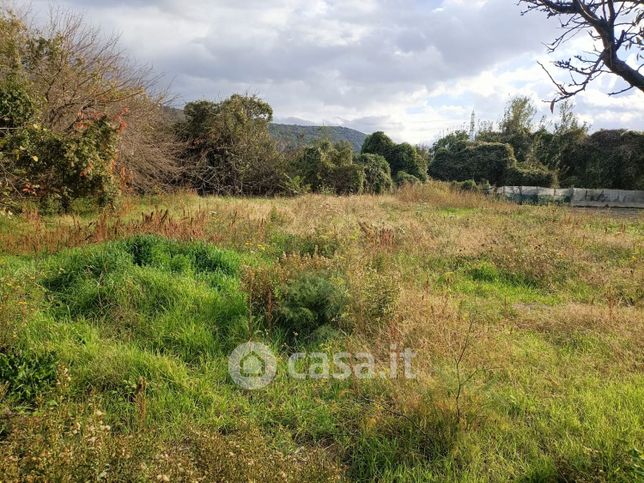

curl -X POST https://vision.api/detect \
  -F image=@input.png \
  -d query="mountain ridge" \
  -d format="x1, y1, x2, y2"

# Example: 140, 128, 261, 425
269, 123, 368, 152
163, 107, 368, 152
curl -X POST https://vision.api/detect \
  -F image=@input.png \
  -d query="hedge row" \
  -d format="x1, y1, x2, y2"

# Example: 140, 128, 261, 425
429, 140, 556, 187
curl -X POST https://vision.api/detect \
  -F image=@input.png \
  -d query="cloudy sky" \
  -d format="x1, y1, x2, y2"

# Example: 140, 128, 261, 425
29, 0, 644, 143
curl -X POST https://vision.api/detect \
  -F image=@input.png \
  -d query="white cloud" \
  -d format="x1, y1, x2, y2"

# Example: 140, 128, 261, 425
29, 0, 644, 142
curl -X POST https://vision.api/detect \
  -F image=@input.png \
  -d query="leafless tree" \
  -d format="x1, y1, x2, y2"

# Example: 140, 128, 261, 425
520, 1, 643, 107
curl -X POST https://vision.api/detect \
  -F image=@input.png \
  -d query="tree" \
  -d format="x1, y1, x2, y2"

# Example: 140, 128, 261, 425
177, 95, 286, 195
1, 79, 121, 210
477, 97, 538, 164
361, 131, 427, 181
558, 129, 643, 189
295, 142, 339, 193
500, 96, 537, 135
294, 140, 364, 194
0, 8, 180, 200
431, 130, 469, 154
355, 153, 393, 194
520, 1, 644, 105
1, 11, 133, 212
389, 143, 427, 181
533, 100, 588, 171
430, 142, 516, 186
361, 131, 395, 159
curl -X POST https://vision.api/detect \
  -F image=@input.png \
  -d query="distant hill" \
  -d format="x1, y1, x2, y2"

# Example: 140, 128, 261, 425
163, 107, 368, 152
269, 124, 368, 152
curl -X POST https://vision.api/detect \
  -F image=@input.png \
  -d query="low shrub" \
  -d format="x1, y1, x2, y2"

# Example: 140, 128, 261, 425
347, 268, 399, 334
451, 179, 479, 192
395, 171, 421, 186
505, 164, 558, 187
0, 349, 58, 407
274, 272, 347, 343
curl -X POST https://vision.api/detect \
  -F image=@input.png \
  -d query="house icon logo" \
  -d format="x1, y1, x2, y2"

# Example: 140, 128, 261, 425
228, 342, 277, 390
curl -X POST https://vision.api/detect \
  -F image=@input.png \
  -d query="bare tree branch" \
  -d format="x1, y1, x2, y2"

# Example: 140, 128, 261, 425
520, 0, 643, 105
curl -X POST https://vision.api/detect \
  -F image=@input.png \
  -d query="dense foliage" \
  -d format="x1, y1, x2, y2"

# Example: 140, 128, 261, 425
0, 79, 120, 210
505, 163, 558, 188
0, 9, 179, 211
558, 130, 644, 190
176, 95, 287, 195
361, 131, 427, 183
275, 272, 347, 344
428, 97, 642, 190
355, 153, 394, 194
430, 141, 515, 185
1, 9, 641, 212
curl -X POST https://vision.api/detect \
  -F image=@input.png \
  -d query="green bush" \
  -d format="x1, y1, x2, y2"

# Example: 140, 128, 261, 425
430, 141, 515, 186
328, 163, 365, 195
477, 129, 534, 165
0, 80, 36, 129
0, 349, 58, 407
559, 130, 644, 190
355, 153, 393, 194
275, 272, 347, 343
431, 130, 469, 153
294, 144, 334, 192
395, 171, 421, 186
362, 132, 426, 181
294, 140, 364, 195
505, 164, 558, 187
1, 89, 120, 211
452, 179, 479, 192
388, 143, 428, 181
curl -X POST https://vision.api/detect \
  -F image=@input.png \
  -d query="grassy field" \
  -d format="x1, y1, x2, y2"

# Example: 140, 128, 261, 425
0, 182, 642, 481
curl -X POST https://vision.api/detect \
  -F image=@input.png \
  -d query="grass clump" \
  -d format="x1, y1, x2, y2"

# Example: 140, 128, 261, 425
271, 230, 341, 258
41, 235, 250, 357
